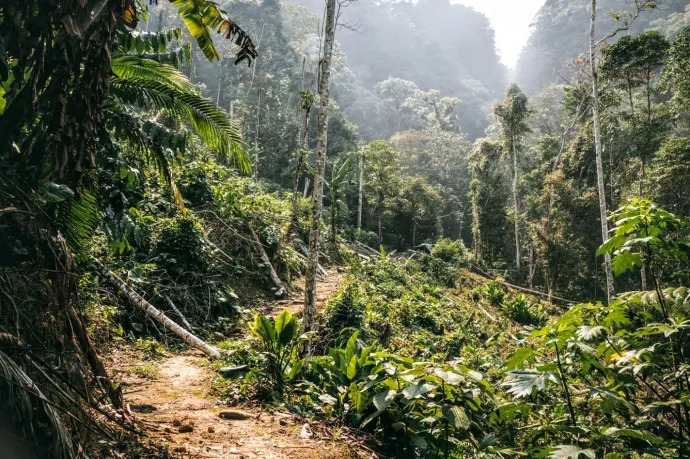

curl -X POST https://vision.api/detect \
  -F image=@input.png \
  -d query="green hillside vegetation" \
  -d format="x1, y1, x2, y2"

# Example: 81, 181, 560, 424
1, 0, 690, 458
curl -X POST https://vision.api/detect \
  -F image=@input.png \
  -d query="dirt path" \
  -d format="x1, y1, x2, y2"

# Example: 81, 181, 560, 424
112, 270, 350, 459
262, 270, 344, 319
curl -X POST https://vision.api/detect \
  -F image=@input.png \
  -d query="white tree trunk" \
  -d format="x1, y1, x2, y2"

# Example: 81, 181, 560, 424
357, 149, 364, 230
304, 0, 337, 333
512, 137, 521, 271
95, 261, 221, 359
590, 0, 615, 304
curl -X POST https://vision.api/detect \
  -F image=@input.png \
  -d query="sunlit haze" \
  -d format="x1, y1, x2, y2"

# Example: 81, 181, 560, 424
454, 0, 547, 69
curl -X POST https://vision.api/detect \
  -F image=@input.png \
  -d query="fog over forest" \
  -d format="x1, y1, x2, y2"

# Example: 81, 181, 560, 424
2, 0, 690, 457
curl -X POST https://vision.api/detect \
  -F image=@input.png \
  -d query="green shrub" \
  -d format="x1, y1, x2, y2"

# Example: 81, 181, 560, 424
325, 282, 366, 338
344, 228, 380, 248
506, 294, 547, 327
483, 281, 506, 306
432, 238, 468, 265
302, 332, 498, 457
421, 255, 457, 287
154, 215, 211, 280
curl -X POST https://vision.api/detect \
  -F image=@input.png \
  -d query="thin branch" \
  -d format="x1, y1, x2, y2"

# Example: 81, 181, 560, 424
595, 0, 655, 47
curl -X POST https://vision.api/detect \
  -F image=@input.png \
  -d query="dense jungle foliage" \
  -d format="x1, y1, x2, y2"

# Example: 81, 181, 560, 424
1, 0, 690, 458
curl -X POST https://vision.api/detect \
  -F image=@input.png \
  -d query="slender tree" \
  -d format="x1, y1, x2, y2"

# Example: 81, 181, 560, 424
589, 0, 656, 303
357, 146, 364, 230
303, 0, 337, 333
494, 84, 530, 272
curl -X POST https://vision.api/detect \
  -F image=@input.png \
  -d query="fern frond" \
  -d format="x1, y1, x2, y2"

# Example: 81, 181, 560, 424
129, 47, 192, 67
114, 28, 183, 55
59, 189, 100, 251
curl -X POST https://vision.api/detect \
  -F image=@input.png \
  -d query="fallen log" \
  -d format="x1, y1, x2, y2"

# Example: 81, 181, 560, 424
250, 227, 286, 297
165, 296, 194, 331
94, 260, 221, 359
294, 240, 327, 277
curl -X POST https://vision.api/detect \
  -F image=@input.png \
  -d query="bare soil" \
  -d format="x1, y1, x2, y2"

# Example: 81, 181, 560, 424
110, 270, 357, 459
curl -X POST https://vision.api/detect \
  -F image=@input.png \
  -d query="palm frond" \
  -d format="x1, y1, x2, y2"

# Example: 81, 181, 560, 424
0, 351, 74, 459
59, 189, 100, 251
114, 28, 184, 56
110, 72, 249, 172
111, 55, 194, 92
129, 47, 192, 67
104, 106, 187, 211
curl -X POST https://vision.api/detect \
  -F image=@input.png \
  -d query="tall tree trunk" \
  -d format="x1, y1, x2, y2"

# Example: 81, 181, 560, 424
216, 62, 223, 106
378, 210, 383, 245
290, 59, 312, 232
357, 149, 364, 230
471, 190, 481, 262
512, 137, 521, 271
590, 0, 615, 304
330, 190, 337, 245
303, 0, 337, 333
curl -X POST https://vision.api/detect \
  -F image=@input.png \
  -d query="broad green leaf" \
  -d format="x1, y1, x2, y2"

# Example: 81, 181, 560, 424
503, 371, 559, 398
346, 356, 358, 381
250, 313, 276, 348
444, 405, 470, 430
403, 382, 434, 398
373, 390, 397, 411
604, 427, 661, 444
345, 331, 359, 363
40, 182, 75, 203
275, 309, 298, 346
549, 445, 596, 459
479, 434, 498, 451
503, 347, 535, 370
611, 250, 642, 276
576, 326, 606, 341
318, 393, 337, 405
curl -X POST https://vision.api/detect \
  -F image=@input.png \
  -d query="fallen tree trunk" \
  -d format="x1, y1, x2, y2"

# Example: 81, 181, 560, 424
250, 227, 286, 298
165, 296, 194, 331
468, 265, 575, 308
294, 240, 327, 277
94, 260, 221, 359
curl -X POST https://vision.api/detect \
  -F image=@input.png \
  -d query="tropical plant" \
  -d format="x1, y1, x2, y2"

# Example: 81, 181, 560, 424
249, 309, 305, 390
432, 238, 467, 265
505, 294, 547, 327
503, 200, 690, 456
483, 281, 506, 306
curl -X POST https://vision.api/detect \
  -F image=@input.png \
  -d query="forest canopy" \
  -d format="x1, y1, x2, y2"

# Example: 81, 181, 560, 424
1, 0, 690, 458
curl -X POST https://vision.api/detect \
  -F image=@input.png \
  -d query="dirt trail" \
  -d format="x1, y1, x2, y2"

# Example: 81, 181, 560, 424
264, 271, 344, 318
112, 270, 350, 459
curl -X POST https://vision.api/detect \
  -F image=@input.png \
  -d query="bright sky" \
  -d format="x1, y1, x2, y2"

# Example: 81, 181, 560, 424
454, 0, 547, 69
